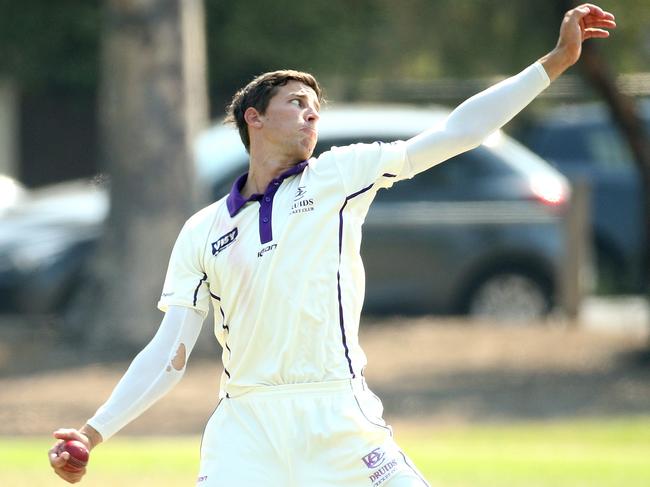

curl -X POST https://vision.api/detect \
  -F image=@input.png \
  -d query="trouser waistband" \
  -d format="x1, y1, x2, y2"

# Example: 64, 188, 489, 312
223, 377, 369, 399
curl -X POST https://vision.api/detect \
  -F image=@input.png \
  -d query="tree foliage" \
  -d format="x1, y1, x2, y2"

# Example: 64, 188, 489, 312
0, 0, 100, 91
1, 1, 648, 109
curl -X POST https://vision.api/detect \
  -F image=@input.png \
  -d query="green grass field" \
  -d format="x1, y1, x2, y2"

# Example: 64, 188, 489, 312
3, 417, 649, 486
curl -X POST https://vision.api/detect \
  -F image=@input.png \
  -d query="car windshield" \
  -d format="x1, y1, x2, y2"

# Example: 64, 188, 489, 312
523, 101, 650, 171
491, 134, 566, 177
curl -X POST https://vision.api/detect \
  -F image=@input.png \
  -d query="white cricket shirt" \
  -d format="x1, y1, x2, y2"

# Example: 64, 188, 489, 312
158, 142, 413, 397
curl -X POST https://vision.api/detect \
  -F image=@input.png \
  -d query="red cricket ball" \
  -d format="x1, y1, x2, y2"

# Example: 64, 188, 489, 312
60, 440, 90, 473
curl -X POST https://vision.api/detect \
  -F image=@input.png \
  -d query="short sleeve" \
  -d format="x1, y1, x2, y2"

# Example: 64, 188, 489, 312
326, 140, 413, 195
157, 222, 210, 315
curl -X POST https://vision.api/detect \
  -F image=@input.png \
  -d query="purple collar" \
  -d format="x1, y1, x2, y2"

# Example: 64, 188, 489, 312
226, 160, 309, 217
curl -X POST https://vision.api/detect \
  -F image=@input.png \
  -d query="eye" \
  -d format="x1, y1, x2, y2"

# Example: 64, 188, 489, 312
290, 98, 302, 107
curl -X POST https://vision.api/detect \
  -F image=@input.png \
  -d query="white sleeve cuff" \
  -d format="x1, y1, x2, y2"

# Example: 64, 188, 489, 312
532, 61, 551, 87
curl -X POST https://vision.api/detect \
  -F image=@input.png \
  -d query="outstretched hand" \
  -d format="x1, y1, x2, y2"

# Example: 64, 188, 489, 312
557, 3, 616, 64
541, 3, 616, 81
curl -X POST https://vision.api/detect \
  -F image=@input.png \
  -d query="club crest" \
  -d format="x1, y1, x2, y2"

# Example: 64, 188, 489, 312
362, 447, 386, 469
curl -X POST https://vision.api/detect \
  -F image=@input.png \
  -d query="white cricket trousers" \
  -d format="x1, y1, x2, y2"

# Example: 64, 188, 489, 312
196, 378, 430, 487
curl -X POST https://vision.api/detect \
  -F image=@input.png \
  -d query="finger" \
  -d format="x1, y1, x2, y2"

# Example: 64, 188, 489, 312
50, 454, 86, 484
53, 429, 90, 447
53, 428, 82, 439
584, 18, 616, 29
580, 3, 604, 15
579, 4, 611, 18
583, 4, 615, 20
49, 438, 64, 452
49, 450, 70, 468
56, 468, 84, 484
61, 466, 86, 483
584, 28, 611, 39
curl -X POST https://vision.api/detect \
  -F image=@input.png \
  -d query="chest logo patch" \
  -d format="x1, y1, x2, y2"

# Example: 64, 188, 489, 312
212, 228, 238, 256
291, 186, 315, 214
294, 186, 307, 201
362, 448, 386, 469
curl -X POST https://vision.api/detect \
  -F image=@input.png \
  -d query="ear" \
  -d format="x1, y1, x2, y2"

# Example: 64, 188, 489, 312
244, 107, 263, 129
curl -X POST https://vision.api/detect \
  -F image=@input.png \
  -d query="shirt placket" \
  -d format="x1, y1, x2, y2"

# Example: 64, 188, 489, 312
258, 179, 281, 244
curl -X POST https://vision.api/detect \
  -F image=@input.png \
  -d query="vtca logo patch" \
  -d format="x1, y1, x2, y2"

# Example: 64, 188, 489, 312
212, 228, 238, 255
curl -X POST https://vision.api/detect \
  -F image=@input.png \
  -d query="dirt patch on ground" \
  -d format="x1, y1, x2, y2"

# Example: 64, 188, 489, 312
0, 315, 649, 436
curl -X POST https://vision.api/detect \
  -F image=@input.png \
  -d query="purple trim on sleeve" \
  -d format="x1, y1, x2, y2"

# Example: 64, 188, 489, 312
209, 292, 232, 380
210, 292, 229, 330
226, 161, 309, 244
337, 182, 376, 378
224, 338, 232, 378
193, 273, 208, 307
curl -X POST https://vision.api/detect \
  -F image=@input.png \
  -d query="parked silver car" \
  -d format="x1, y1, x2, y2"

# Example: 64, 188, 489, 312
196, 105, 570, 319
0, 179, 108, 313
0, 105, 569, 320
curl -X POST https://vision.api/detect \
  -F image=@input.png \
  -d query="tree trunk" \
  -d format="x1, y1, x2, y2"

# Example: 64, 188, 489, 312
578, 44, 650, 297
557, 0, 650, 312
67, 0, 208, 353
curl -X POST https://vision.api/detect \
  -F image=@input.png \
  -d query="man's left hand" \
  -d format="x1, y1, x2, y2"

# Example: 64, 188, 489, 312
542, 3, 616, 81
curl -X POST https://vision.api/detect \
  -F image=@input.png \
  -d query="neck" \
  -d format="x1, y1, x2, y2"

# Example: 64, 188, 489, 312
242, 147, 300, 198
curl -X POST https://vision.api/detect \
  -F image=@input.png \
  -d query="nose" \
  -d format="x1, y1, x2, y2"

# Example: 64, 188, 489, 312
305, 107, 320, 123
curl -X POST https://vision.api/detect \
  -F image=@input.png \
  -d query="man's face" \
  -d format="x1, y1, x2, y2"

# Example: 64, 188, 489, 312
257, 81, 321, 162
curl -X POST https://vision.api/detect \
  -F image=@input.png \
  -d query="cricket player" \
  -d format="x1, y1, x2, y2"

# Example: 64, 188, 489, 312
50, 4, 615, 485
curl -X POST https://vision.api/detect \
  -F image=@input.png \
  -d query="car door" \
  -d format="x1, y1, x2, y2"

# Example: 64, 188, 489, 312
361, 149, 518, 315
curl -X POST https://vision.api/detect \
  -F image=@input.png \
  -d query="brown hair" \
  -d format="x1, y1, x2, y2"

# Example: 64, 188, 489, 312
225, 70, 323, 151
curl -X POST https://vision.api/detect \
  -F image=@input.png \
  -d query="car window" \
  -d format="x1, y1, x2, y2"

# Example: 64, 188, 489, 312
584, 125, 636, 170
525, 125, 591, 163
210, 137, 512, 202
527, 119, 645, 171
374, 146, 512, 202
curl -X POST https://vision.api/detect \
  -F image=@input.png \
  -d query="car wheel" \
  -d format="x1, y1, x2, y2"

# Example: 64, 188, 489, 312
466, 272, 551, 321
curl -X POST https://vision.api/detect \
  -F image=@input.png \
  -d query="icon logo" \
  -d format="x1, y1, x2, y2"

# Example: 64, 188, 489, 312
211, 228, 238, 256
257, 243, 277, 258
362, 448, 386, 469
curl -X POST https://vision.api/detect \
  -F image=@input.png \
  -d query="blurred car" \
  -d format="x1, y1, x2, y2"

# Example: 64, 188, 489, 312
0, 179, 108, 313
517, 100, 648, 293
1, 105, 569, 320
0, 174, 27, 215
196, 105, 570, 319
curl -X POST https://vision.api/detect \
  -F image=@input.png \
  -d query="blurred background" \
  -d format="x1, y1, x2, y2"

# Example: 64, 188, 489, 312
0, 1, 649, 485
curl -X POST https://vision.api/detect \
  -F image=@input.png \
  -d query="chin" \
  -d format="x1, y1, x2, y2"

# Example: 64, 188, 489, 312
297, 145, 315, 161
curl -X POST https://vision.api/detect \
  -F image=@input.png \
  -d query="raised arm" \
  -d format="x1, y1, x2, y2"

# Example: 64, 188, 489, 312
405, 3, 616, 176
48, 305, 204, 483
